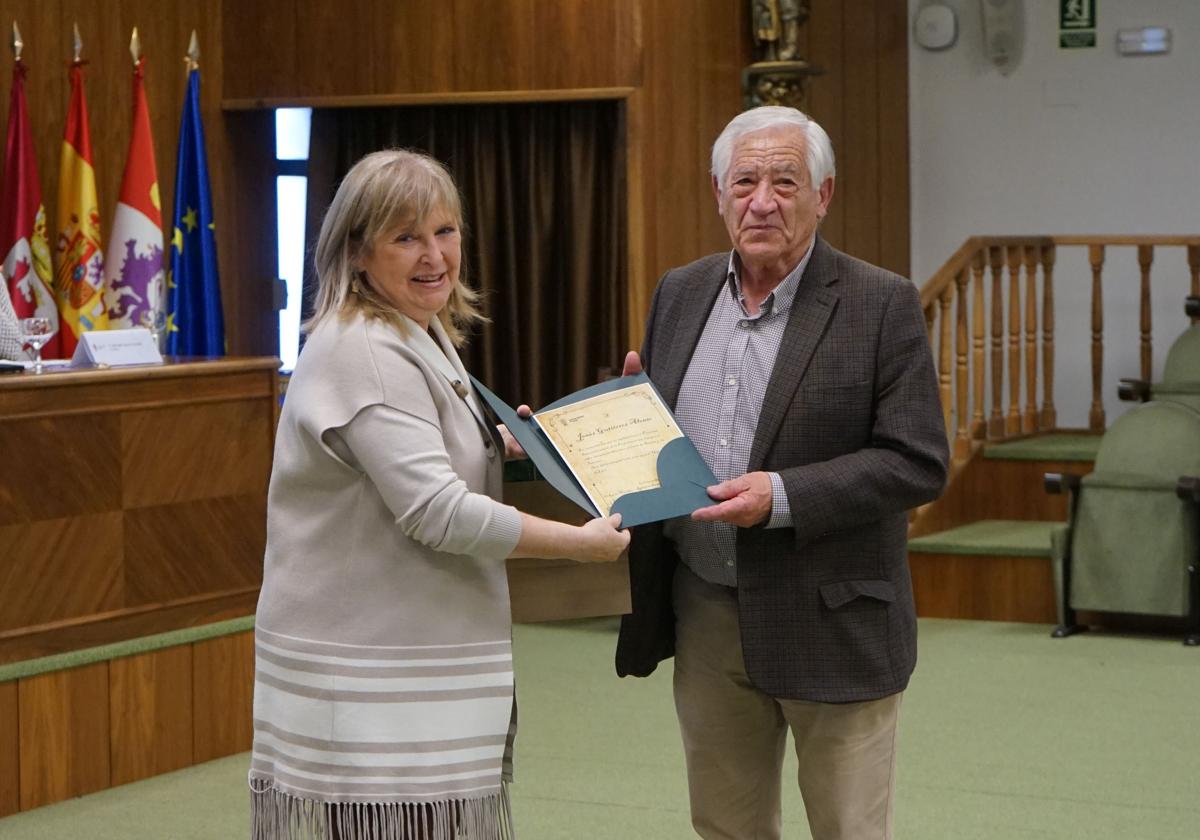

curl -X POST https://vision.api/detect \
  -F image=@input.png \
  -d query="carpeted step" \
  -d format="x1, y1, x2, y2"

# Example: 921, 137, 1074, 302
908, 519, 1060, 558
983, 433, 1101, 462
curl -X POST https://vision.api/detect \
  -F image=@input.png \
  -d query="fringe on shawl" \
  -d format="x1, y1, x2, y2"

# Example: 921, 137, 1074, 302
250, 776, 514, 840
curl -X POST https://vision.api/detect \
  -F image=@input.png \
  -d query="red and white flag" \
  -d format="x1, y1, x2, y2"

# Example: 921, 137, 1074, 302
103, 52, 164, 329
0, 58, 61, 356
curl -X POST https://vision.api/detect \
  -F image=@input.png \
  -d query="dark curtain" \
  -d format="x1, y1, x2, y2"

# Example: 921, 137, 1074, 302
301, 102, 626, 409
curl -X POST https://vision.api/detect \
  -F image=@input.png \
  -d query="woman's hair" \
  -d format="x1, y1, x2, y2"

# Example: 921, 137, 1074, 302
710, 106, 836, 194
306, 149, 485, 346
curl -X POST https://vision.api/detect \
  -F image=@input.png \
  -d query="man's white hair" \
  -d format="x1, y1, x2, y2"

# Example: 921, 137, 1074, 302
710, 106, 836, 192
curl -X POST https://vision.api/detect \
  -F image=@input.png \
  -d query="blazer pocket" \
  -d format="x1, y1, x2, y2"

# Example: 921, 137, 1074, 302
819, 579, 896, 610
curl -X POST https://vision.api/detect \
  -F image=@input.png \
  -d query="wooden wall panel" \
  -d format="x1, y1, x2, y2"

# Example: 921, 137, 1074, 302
121, 400, 272, 507
192, 631, 255, 762
803, 0, 847, 251
839, 0, 882, 267
17, 662, 110, 810
0, 680, 17, 818
876, 0, 911, 276
0, 413, 122, 526
221, 0, 642, 102
123, 495, 265, 605
0, 513, 123, 632
911, 553, 1058, 624
109, 646, 194, 785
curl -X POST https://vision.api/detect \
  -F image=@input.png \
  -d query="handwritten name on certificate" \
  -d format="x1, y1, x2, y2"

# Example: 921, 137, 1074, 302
534, 383, 683, 517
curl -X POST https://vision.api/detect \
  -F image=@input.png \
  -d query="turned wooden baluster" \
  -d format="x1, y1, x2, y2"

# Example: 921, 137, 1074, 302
1006, 246, 1023, 436
1022, 246, 1039, 434
954, 269, 970, 461
1040, 245, 1057, 430
971, 250, 986, 439
1138, 244, 1154, 381
925, 302, 936, 347
939, 283, 954, 438
1088, 244, 1105, 431
1189, 245, 1200, 324
988, 246, 1005, 439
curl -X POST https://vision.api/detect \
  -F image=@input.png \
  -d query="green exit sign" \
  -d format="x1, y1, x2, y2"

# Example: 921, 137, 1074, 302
1060, 0, 1097, 48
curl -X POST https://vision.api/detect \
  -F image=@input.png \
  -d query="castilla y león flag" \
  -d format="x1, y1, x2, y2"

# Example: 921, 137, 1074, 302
1, 60, 60, 356
55, 59, 107, 355
103, 56, 164, 330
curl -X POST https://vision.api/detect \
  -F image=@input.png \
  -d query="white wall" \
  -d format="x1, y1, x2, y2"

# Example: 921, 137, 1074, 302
909, 0, 1200, 429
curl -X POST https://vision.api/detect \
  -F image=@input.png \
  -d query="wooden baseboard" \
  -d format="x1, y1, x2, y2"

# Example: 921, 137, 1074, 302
0, 588, 260, 666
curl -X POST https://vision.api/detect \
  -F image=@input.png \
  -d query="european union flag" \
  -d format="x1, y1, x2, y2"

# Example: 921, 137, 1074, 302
166, 67, 223, 355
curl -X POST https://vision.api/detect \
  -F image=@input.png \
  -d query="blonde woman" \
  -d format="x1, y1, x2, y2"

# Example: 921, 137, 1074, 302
250, 149, 627, 839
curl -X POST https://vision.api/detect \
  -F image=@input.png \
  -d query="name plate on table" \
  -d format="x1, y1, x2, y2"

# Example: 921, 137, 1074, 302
70, 328, 164, 368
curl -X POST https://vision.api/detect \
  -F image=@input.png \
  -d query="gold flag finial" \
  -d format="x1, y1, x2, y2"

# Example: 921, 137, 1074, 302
185, 30, 199, 71
12, 21, 22, 61
72, 21, 82, 62
130, 26, 141, 64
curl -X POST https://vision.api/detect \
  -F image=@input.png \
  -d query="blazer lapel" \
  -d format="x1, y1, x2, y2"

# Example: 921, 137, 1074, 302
656, 266, 726, 410
748, 237, 840, 471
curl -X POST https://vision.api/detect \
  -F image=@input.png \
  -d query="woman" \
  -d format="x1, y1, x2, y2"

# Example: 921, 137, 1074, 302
250, 150, 628, 839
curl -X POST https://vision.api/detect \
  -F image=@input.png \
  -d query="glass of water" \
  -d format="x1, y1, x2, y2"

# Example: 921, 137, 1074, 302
20, 316, 52, 373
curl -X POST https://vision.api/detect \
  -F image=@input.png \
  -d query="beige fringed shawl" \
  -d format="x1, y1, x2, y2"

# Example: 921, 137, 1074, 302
251, 312, 523, 839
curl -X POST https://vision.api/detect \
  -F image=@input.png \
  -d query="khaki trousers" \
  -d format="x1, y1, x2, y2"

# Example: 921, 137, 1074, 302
672, 564, 902, 840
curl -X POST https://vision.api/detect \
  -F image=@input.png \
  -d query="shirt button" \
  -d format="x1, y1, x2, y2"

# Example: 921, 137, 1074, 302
727, 377, 736, 386
719, 438, 728, 447
725, 559, 734, 567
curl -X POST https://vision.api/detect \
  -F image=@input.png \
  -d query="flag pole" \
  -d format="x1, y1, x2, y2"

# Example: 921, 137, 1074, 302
185, 30, 199, 73
130, 26, 141, 66
72, 21, 82, 64
12, 21, 22, 61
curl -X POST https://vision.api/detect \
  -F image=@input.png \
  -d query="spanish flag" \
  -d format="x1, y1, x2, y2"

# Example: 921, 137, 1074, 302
54, 58, 107, 355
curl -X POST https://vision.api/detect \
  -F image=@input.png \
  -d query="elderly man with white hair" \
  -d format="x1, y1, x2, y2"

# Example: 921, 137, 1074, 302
616, 106, 949, 840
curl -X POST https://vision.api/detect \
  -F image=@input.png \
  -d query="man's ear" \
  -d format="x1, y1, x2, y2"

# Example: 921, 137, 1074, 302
711, 174, 722, 213
817, 176, 835, 219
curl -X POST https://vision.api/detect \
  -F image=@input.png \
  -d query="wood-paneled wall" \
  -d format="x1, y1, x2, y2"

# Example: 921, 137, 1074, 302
0, 630, 254, 816
0, 0, 908, 360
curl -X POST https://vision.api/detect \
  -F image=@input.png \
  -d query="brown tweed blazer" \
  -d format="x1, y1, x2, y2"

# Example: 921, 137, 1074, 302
615, 236, 949, 703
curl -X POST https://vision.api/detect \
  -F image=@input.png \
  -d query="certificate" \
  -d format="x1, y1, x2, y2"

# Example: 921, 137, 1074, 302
533, 382, 683, 517
471, 372, 718, 528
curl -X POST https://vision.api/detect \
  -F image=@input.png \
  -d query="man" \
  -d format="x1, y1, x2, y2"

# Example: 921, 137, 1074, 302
616, 106, 948, 840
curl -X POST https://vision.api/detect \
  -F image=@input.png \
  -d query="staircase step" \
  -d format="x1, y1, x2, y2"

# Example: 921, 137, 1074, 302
983, 433, 1101, 462
908, 519, 1060, 558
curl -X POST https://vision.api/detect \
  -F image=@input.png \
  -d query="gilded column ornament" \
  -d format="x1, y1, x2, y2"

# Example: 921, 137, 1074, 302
744, 0, 820, 110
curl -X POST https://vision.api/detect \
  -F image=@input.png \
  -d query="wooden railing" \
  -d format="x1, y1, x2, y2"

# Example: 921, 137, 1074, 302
919, 236, 1200, 466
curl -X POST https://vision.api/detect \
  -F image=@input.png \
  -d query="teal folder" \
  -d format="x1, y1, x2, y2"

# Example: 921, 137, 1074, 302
470, 373, 718, 528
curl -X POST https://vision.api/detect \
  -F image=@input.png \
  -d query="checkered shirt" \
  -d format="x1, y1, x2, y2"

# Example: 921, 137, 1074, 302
664, 243, 815, 587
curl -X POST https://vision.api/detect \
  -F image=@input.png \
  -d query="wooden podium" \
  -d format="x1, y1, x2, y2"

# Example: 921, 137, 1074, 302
0, 359, 279, 665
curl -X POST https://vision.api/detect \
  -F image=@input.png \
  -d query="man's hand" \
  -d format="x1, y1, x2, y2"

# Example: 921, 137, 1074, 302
691, 471, 773, 527
621, 350, 643, 377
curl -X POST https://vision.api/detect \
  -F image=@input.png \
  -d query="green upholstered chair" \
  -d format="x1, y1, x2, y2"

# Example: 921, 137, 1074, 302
1118, 296, 1200, 411
1047, 398, 1200, 644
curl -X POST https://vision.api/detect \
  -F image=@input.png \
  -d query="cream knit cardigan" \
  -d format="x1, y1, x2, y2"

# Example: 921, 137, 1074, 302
250, 310, 523, 839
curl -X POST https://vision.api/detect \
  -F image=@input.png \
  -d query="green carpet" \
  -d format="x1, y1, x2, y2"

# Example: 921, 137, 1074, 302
908, 519, 1059, 557
984, 433, 1101, 462
2, 617, 1198, 839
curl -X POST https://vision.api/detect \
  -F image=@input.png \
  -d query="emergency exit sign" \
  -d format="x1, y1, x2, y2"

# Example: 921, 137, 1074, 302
1061, 0, 1097, 48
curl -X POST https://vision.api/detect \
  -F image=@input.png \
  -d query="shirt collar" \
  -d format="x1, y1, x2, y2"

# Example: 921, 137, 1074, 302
724, 238, 816, 319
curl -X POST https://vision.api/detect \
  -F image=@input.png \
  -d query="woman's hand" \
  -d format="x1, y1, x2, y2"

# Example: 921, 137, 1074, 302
575, 513, 630, 563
